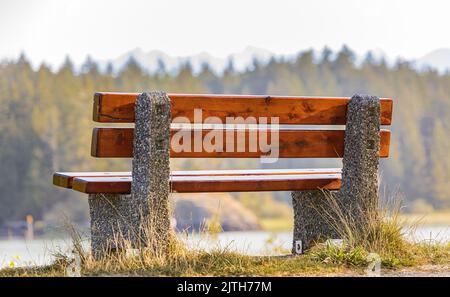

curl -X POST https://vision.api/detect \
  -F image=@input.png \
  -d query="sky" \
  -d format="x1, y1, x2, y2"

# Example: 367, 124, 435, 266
0, 0, 449, 67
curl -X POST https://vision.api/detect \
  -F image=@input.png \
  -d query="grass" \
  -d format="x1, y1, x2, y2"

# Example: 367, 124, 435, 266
1, 240, 447, 277
0, 252, 353, 277
309, 190, 450, 269
1, 192, 449, 277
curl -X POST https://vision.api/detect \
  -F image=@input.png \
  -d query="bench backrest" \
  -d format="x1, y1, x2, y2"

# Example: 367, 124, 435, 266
91, 92, 393, 159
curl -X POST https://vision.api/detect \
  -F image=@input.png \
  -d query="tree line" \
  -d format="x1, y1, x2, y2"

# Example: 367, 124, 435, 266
0, 46, 449, 224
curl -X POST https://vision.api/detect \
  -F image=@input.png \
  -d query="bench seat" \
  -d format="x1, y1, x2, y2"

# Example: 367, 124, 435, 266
53, 168, 342, 194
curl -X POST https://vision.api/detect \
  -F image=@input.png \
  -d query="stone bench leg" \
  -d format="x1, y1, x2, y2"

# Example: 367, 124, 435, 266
292, 190, 339, 254
88, 91, 172, 260
129, 91, 172, 255
338, 95, 381, 229
292, 94, 381, 254
88, 194, 130, 260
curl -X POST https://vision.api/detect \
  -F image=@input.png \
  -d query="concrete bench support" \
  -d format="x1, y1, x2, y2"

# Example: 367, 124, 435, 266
88, 92, 172, 259
88, 194, 130, 259
292, 94, 381, 253
130, 91, 172, 254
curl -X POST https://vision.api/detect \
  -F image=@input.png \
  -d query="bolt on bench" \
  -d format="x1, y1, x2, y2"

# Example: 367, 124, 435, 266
53, 92, 393, 258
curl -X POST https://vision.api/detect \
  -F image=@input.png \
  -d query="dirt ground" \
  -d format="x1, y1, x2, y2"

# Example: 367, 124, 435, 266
381, 264, 450, 277
333, 264, 450, 277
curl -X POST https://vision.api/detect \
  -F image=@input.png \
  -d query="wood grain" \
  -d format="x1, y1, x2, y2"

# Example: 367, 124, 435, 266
93, 92, 393, 125
91, 127, 391, 158
53, 168, 342, 189
72, 173, 342, 194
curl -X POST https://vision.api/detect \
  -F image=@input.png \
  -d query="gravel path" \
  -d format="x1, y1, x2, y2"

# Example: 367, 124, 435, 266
381, 265, 450, 277
325, 264, 450, 277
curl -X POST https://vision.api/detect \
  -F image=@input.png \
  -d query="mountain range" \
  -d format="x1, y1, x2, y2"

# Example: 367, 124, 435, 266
415, 48, 450, 73
97, 46, 450, 75
98, 46, 276, 74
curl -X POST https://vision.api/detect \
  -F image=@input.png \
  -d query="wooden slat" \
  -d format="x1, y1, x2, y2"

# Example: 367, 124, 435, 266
72, 173, 342, 194
53, 172, 131, 188
53, 168, 342, 189
93, 92, 393, 125
91, 127, 391, 158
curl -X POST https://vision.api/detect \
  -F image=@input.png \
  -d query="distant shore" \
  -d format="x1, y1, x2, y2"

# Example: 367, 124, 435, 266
1, 209, 449, 239
398, 209, 450, 226
259, 209, 450, 232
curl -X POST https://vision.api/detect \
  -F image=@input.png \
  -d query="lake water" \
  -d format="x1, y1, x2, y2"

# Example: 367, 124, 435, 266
1, 226, 449, 269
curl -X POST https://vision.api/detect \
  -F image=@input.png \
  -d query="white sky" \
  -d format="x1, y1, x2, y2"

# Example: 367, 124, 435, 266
0, 0, 449, 67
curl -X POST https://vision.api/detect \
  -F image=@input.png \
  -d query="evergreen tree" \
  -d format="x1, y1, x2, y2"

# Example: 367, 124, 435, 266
1, 46, 450, 223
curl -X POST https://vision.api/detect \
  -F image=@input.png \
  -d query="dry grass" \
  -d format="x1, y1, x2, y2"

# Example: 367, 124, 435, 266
308, 190, 449, 268
0, 225, 348, 276
1, 191, 449, 277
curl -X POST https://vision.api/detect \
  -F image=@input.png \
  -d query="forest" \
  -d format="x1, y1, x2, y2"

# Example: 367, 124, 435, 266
0, 46, 449, 225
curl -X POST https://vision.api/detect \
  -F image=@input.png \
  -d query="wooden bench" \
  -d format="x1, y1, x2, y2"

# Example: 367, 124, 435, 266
53, 92, 393, 258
